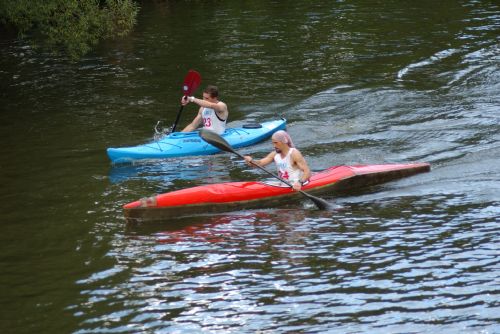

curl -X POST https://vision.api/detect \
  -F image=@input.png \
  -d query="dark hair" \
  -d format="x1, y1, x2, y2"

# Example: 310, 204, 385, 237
204, 85, 219, 98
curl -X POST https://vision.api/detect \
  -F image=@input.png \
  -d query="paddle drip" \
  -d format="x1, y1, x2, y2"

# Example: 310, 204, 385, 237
153, 120, 171, 140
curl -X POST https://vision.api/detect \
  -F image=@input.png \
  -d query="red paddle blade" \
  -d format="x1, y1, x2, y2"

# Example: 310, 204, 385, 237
182, 70, 201, 96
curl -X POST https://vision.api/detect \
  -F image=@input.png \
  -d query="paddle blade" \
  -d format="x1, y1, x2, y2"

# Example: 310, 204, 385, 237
303, 192, 334, 211
199, 129, 235, 153
182, 70, 201, 96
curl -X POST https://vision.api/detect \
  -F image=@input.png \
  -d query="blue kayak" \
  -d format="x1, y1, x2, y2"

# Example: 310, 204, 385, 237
107, 118, 286, 164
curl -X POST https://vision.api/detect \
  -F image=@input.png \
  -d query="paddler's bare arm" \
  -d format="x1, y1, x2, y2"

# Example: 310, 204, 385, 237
184, 96, 228, 120
244, 151, 276, 167
292, 149, 311, 181
291, 149, 311, 190
181, 107, 203, 132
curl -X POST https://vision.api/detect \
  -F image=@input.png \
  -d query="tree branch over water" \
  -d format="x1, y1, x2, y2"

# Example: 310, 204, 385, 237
0, 0, 139, 59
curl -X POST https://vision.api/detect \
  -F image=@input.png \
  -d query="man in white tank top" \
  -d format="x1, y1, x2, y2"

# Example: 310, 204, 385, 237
181, 85, 228, 135
244, 130, 311, 191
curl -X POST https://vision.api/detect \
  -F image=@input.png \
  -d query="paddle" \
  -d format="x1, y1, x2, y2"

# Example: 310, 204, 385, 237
171, 70, 202, 132
199, 129, 333, 211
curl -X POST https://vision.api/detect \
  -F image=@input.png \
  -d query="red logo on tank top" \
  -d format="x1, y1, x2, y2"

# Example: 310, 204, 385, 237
203, 117, 212, 127
279, 171, 289, 179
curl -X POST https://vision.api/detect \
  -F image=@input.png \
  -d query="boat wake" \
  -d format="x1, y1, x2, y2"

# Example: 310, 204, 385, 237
396, 48, 461, 81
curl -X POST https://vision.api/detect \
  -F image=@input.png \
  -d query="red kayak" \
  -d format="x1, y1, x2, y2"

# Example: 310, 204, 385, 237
124, 163, 430, 221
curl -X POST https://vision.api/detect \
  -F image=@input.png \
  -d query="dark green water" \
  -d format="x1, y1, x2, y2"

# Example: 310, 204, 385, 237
1, 1, 499, 333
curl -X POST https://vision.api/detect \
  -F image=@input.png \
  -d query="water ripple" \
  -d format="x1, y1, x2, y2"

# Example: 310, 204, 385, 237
71, 201, 499, 332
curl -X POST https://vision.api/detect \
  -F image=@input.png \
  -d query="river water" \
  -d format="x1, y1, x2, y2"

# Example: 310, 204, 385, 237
1, 1, 499, 333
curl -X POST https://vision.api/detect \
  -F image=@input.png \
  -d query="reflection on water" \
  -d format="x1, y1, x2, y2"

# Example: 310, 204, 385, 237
75, 201, 498, 333
108, 156, 229, 186
129, 209, 316, 244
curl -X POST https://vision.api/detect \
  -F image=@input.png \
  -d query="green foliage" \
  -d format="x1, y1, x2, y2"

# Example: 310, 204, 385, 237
0, 0, 139, 59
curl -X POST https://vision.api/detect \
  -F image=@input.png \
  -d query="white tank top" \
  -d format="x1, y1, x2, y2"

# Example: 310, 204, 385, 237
202, 107, 226, 134
273, 148, 302, 183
